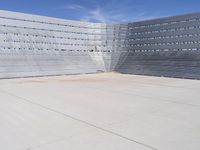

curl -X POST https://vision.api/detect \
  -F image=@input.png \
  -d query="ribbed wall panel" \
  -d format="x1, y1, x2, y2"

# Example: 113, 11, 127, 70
1, 10, 200, 79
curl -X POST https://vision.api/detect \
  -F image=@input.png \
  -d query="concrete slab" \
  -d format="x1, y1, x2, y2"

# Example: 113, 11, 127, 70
0, 73, 200, 150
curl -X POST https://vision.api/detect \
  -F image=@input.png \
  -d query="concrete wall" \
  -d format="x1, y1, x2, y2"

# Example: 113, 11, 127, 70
0, 10, 108, 78
1, 10, 200, 79
115, 13, 200, 79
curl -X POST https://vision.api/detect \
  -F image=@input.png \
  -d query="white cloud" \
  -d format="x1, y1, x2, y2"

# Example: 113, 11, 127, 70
80, 6, 160, 23
59, 4, 84, 10
57, 2, 162, 23
81, 7, 108, 23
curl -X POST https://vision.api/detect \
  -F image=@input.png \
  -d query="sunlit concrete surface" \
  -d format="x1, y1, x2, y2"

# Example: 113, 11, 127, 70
0, 73, 200, 150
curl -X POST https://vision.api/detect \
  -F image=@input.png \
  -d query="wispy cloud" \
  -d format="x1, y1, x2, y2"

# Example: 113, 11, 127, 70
56, 1, 162, 23
57, 4, 84, 10
81, 7, 109, 23
80, 6, 160, 23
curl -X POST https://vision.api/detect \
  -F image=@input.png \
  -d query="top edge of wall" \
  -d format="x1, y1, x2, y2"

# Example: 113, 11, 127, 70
0, 9, 106, 26
114, 12, 200, 26
1, 9, 200, 26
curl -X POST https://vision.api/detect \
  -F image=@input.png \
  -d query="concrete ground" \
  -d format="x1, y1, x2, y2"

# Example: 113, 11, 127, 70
0, 73, 200, 150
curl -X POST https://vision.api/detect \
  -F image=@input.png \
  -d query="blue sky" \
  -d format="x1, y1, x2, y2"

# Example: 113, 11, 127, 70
0, 0, 200, 23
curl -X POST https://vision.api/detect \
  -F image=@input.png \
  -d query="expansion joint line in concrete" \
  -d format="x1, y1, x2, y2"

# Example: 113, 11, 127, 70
0, 89, 158, 150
